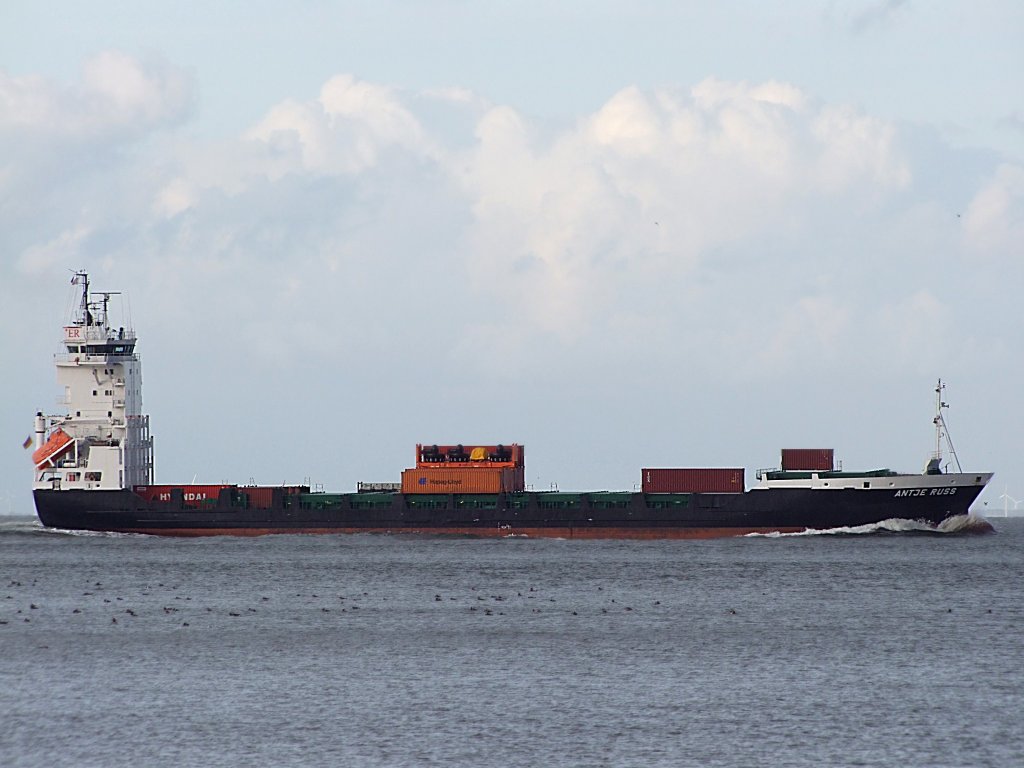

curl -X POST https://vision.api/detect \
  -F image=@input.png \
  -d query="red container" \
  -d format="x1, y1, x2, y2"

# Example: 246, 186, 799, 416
401, 466, 525, 494
641, 468, 745, 494
242, 487, 275, 509
416, 443, 524, 468
236, 486, 310, 508
133, 484, 234, 506
780, 449, 834, 471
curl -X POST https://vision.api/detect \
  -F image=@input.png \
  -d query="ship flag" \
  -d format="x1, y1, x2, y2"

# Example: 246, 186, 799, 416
22, 435, 32, 449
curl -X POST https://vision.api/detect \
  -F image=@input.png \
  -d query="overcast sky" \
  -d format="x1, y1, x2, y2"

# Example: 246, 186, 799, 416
2, 1, 1022, 516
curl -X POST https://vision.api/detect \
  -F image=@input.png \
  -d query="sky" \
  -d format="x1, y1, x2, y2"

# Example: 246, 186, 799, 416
2, 1, 1022, 516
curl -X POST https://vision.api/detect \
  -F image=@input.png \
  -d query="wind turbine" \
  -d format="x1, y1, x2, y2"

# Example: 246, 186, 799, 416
998, 486, 1022, 517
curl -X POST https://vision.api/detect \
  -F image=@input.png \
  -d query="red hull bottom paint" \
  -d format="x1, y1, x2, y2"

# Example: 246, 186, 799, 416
100, 526, 810, 539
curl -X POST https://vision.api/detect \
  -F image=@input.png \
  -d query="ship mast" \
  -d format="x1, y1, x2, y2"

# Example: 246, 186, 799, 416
73, 271, 90, 324
932, 378, 963, 473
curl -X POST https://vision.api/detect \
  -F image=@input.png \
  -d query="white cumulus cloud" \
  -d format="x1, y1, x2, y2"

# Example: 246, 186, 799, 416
245, 74, 430, 177
457, 79, 915, 346
0, 51, 192, 141
2, 66, 998, 387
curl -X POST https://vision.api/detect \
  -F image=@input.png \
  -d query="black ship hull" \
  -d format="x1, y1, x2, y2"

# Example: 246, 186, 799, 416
33, 483, 988, 538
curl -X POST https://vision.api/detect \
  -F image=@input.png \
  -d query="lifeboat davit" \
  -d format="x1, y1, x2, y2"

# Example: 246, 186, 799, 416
33, 428, 73, 468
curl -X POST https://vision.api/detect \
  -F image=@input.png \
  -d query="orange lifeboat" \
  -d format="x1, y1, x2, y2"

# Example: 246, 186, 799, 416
32, 428, 73, 468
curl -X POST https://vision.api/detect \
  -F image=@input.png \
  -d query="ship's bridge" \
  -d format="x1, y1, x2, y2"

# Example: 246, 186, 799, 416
62, 323, 136, 356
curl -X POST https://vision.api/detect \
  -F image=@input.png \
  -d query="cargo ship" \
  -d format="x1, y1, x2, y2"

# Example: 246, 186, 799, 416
31, 273, 993, 538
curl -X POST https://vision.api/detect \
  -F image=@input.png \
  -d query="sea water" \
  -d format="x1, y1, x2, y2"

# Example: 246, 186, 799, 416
1, 517, 1022, 768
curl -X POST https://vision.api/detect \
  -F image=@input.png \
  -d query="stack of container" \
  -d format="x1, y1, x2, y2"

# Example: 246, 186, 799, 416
402, 443, 526, 494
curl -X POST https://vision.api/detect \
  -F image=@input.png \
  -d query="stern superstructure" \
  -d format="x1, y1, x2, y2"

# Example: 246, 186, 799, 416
32, 272, 153, 492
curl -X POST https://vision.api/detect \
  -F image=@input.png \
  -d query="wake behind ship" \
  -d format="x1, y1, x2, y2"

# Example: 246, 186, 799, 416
32, 273, 992, 537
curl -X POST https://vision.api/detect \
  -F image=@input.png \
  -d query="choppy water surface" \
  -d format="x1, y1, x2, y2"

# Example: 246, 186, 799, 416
1, 516, 1022, 768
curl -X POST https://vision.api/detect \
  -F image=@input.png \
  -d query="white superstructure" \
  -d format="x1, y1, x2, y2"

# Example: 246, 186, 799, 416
32, 272, 154, 491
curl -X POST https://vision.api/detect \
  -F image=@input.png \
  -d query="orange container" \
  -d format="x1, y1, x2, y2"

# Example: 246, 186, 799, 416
401, 466, 525, 494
